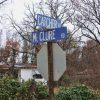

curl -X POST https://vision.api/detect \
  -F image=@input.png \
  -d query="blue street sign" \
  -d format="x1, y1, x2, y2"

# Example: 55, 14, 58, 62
32, 27, 67, 44
37, 14, 61, 29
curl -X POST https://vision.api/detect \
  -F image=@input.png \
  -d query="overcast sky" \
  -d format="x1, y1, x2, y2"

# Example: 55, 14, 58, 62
2, 0, 36, 21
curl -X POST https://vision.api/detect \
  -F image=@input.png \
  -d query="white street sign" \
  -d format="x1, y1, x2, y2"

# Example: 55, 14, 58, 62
37, 43, 66, 81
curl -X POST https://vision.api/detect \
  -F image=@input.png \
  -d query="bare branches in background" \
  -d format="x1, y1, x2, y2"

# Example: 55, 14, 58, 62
70, 0, 100, 44
0, 0, 7, 5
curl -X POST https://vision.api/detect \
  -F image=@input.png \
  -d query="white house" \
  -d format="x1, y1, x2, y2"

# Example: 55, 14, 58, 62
15, 63, 37, 81
0, 63, 46, 83
15, 63, 46, 83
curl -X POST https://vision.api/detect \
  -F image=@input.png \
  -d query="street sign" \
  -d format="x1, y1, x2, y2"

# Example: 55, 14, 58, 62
37, 14, 61, 29
36, 14, 67, 99
37, 43, 66, 81
32, 27, 67, 44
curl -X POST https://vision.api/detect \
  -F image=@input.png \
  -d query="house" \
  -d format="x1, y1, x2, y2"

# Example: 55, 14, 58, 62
14, 63, 37, 82
15, 63, 46, 83
0, 63, 37, 81
0, 62, 46, 83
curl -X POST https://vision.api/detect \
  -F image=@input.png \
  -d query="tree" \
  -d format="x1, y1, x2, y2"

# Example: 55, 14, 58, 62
70, 0, 100, 44
9, 0, 75, 64
0, 0, 8, 5
66, 39, 100, 75
58, 30, 78, 51
0, 39, 20, 77
0, 39, 19, 63
81, 40, 100, 72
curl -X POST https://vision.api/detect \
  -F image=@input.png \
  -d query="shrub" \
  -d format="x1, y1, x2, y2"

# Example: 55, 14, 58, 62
59, 75, 72, 86
35, 82, 48, 100
55, 84, 99, 100
1, 76, 100, 100
0, 76, 35, 100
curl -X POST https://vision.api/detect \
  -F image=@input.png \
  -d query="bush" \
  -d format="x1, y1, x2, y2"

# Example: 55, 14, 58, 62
35, 82, 48, 100
1, 76, 100, 100
0, 76, 35, 100
55, 84, 99, 100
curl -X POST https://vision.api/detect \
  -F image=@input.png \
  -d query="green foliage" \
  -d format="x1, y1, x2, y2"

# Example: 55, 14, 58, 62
0, 76, 35, 100
60, 75, 72, 86
55, 84, 99, 100
0, 76, 100, 100
35, 82, 48, 100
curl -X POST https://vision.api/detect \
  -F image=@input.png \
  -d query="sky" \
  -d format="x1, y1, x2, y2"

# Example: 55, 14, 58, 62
3, 0, 38, 21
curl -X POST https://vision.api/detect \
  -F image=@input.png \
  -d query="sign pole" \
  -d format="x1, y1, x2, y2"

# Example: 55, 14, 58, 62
47, 42, 54, 100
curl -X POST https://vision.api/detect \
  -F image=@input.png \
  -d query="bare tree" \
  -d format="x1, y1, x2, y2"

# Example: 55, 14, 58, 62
11, 0, 75, 39
71, 0, 100, 44
36, 0, 74, 25
0, 0, 7, 5
9, 0, 75, 64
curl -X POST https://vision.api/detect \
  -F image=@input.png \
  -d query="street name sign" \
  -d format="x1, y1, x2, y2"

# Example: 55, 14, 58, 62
37, 43, 66, 81
32, 27, 67, 44
37, 14, 61, 29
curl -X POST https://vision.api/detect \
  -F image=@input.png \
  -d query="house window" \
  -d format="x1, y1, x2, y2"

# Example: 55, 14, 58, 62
33, 74, 43, 79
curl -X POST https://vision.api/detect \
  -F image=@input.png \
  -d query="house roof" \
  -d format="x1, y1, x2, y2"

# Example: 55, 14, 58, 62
14, 63, 37, 69
0, 64, 10, 69
0, 63, 37, 70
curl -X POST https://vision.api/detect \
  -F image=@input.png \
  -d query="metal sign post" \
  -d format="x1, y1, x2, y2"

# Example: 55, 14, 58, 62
47, 42, 54, 100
